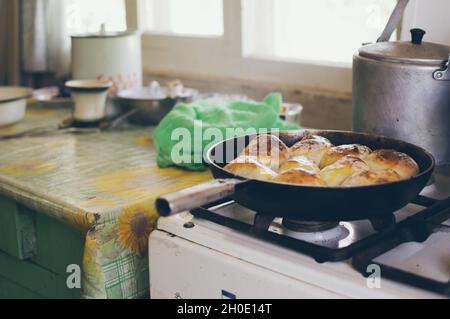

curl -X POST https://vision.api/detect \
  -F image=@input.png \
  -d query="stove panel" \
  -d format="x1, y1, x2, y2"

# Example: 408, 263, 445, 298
375, 230, 450, 283
352, 197, 450, 297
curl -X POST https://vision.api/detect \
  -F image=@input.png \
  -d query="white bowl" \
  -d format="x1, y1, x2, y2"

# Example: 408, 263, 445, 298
0, 86, 33, 127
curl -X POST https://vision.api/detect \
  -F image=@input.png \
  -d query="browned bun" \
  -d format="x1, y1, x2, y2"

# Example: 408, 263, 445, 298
365, 150, 419, 179
320, 144, 372, 168
319, 156, 369, 186
279, 156, 320, 174
243, 134, 290, 170
290, 138, 333, 166
225, 156, 277, 181
342, 169, 402, 187
301, 132, 332, 145
274, 168, 326, 186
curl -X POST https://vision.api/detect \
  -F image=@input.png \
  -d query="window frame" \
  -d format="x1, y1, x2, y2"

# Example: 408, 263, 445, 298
126, 0, 140, 30
125, 0, 415, 94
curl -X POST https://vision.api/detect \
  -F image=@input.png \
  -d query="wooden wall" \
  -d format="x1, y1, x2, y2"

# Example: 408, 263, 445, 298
144, 71, 353, 130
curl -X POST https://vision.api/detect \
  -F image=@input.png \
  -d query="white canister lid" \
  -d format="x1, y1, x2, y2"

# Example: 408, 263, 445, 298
71, 24, 140, 39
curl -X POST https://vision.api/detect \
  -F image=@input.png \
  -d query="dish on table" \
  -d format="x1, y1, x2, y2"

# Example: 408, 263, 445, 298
0, 86, 33, 127
116, 80, 198, 126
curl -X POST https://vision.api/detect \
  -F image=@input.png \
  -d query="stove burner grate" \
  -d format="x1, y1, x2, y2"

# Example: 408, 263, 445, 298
282, 219, 339, 233
353, 196, 450, 297
191, 195, 450, 296
192, 196, 437, 263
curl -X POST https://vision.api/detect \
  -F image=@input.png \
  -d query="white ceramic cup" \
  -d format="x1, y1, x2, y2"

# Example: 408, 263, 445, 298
65, 80, 112, 122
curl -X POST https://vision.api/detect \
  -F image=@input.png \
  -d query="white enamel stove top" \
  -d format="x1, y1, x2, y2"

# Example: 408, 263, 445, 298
149, 166, 450, 299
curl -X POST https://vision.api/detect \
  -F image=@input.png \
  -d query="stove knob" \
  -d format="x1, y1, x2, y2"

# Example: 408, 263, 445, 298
183, 222, 195, 229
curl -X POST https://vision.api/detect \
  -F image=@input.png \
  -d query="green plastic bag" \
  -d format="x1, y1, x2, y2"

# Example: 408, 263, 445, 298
154, 93, 300, 171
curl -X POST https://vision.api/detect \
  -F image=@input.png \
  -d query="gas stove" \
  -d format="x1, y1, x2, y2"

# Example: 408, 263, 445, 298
149, 166, 450, 299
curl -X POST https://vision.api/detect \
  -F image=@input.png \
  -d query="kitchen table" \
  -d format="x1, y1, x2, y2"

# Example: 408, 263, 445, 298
0, 103, 212, 299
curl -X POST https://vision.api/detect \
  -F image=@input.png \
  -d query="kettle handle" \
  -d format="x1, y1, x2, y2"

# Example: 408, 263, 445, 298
433, 54, 450, 81
377, 0, 410, 43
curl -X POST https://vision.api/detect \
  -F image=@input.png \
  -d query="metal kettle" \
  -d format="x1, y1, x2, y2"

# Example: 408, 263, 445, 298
352, 0, 450, 165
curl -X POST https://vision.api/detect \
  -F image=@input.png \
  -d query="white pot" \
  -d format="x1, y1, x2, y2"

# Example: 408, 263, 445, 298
0, 87, 33, 127
65, 80, 112, 122
71, 30, 143, 96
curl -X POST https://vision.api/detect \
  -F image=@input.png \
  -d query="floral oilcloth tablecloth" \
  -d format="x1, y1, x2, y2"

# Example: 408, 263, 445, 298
0, 104, 212, 298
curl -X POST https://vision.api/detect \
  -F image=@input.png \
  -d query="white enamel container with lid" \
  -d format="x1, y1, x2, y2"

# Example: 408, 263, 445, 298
71, 27, 142, 96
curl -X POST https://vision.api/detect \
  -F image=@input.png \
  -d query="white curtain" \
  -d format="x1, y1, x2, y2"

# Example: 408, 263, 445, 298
22, 0, 70, 77
21, 0, 127, 78
0, 0, 20, 85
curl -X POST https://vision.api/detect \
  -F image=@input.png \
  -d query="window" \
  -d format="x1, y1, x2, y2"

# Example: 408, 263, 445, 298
136, 0, 445, 93
243, 0, 397, 65
142, 0, 224, 36
66, 0, 127, 34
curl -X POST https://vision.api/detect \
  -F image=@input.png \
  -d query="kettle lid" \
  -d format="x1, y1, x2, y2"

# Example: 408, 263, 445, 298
358, 29, 450, 66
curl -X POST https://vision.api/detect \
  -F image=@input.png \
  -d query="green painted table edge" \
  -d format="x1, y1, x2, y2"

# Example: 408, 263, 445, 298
0, 194, 85, 299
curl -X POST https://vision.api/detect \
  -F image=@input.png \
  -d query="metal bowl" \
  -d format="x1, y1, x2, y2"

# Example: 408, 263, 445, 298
117, 88, 198, 126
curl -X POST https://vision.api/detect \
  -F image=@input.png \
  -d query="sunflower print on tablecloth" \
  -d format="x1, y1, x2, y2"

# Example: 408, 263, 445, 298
135, 136, 154, 146
117, 202, 157, 256
0, 160, 55, 177
0, 124, 19, 134
26, 107, 58, 117
91, 167, 158, 200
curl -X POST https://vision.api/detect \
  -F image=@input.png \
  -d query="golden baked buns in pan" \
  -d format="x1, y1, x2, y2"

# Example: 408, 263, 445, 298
225, 156, 277, 181
243, 134, 290, 170
365, 149, 420, 179
224, 133, 420, 187
342, 169, 402, 187
290, 138, 333, 166
319, 156, 369, 186
279, 156, 320, 174
320, 144, 372, 168
273, 168, 326, 186
301, 133, 332, 145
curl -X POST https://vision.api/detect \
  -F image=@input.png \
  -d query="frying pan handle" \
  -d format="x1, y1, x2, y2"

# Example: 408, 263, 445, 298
156, 179, 244, 217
